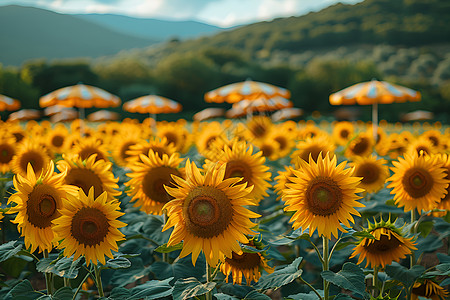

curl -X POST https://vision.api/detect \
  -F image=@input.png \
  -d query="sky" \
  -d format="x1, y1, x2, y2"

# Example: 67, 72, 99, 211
0, 0, 362, 27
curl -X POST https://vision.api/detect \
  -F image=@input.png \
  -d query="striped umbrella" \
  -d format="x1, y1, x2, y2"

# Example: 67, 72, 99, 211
0, 94, 21, 111
193, 108, 226, 121
232, 96, 293, 113
8, 109, 41, 121
87, 110, 121, 122
39, 83, 121, 108
205, 79, 291, 103
272, 107, 304, 122
330, 79, 421, 140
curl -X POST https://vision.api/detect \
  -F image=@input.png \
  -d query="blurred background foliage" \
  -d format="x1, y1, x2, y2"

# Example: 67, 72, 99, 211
0, 0, 449, 122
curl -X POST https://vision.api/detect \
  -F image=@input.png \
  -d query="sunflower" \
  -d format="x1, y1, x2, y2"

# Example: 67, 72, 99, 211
266, 127, 296, 159
345, 132, 374, 158
7, 161, 78, 253
253, 138, 280, 161
52, 187, 126, 266
290, 135, 335, 164
332, 121, 354, 146
422, 130, 444, 151
274, 165, 297, 200
203, 140, 272, 203
283, 152, 364, 239
245, 116, 273, 141
110, 133, 141, 167
0, 136, 16, 173
57, 154, 121, 202
11, 139, 51, 178
46, 125, 69, 155
297, 123, 326, 140
432, 154, 450, 215
156, 122, 192, 153
125, 150, 184, 215
9, 124, 26, 143
411, 279, 449, 300
71, 137, 110, 162
377, 133, 407, 159
386, 152, 449, 213
195, 122, 227, 156
220, 237, 274, 285
126, 137, 177, 166
350, 217, 417, 268
350, 155, 390, 194
162, 160, 260, 267
405, 137, 436, 157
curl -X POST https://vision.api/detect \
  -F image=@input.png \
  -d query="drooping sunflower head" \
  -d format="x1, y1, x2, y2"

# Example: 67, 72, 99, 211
345, 132, 374, 158
57, 153, 121, 202
52, 187, 126, 266
7, 161, 78, 253
162, 160, 260, 267
220, 236, 274, 285
0, 136, 16, 173
387, 152, 449, 213
203, 140, 272, 203
283, 152, 365, 239
290, 134, 335, 164
71, 137, 110, 162
411, 279, 449, 300
350, 155, 390, 194
350, 217, 417, 269
332, 121, 354, 146
125, 150, 184, 215
11, 139, 51, 178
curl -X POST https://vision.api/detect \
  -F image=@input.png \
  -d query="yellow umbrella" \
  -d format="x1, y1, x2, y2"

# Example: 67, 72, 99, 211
330, 79, 421, 140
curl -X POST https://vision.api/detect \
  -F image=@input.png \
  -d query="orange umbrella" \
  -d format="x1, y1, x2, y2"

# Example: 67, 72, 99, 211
87, 110, 121, 122
225, 107, 246, 119
44, 105, 75, 116
205, 79, 291, 103
193, 108, 226, 121
272, 107, 304, 122
330, 79, 421, 140
8, 109, 41, 121
50, 110, 79, 123
0, 94, 21, 111
232, 96, 293, 113
401, 110, 434, 122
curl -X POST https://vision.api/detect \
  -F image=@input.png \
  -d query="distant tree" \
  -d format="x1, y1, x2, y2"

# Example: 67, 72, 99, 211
0, 64, 40, 109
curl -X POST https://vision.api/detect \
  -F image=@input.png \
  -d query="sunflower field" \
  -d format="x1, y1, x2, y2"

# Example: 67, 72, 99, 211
0, 116, 449, 300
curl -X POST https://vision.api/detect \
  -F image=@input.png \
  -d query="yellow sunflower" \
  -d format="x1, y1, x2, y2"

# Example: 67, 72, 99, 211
283, 152, 364, 239
253, 138, 280, 161
46, 125, 69, 155
245, 116, 273, 141
125, 150, 184, 215
386, 152, 449, 213
203, 140, 272, 203
432, 154, 450, 215
377, 133, 407, 159
162, 160, 260, 267
350, 217, 417, 268
125, 137, 177, 166
345, 132, 374, 158
195, 122, 228, 156
157, 122, 192, 153
297, 123, 326, 140
220, 237, 274, 285
274, 165, 296, 200
350, 155, 390, 194
11, 139, 51, 178
411, 279, 449, 300
422, 130, 444, 151
52, 187, 126, 266
0, 136, 16, 173
290, 135, 335, 164
7, 161, 78, 253
266, 128, 296, 159
332, 121, 354, 146
405, 136, 436, 157
57, 154, 121, 202
71, 137, 110, 162
110, 133, 141, 167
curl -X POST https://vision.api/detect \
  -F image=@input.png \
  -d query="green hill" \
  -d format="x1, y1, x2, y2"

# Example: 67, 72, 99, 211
0, 5, 158, 66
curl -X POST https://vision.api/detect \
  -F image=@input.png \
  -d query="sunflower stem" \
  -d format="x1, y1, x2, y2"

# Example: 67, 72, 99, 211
205, 262, 213, 300
322, 236, 330, 300
410, 209, 416, 267
162, 213, 169, 263
94, 264, 104, 298
43, 250, 53, 295
298, 276, 324, 300
373, 266, 379, 297
64, 277, 70, 288
211, 262, 222, 281
72, 271, 91, 300
309, 239, 324, 264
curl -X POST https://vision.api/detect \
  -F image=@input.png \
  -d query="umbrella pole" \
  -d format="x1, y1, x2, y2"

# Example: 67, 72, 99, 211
80, 107, 85, 137
372, 102, 378, 142
149, 113, 157, 135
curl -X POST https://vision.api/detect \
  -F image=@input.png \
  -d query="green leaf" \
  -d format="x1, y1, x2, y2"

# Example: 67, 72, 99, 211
255, 257, 303, 291
105, 256, 132, 270
53, 287, 74, 300
149, 256, 205, 281
417, 220, 434, 237
0, 241, 23, 263
287, 290, 324, 300
109, 278, 174, 300
352, 231, 375, 239
243, 290, 271, 299
154, 242, 183, 253
7, 280, 41, 299
427, 263, 450, 276
437, 253, 450, 264
334, 294, 355, 300
241, 244, 267, 253
321, 263, 367, 298
385, 262, 425, 289
36, 256, 82, 279
109, 258, 150, 287
172, 277, 216, 300
214, 293, 240, 300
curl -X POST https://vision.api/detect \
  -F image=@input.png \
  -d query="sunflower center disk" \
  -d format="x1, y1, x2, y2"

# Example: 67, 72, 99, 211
352, 137, 369, 155
0, 145, 14, 163
71, 207, 109, 246
20, 151, 44, 175
274, 136, 287, 150
357, 163, 380, 184
306, 178, 343, 216
51, 135, 65, 148
225, 161, 250, 184
27, 185, 58, 229
185, 186, 233, 238
364, 231, 401, 253
225, 251, 261, 270
402, 168, 433, 198
340, 129, 349, 138
79, 147, 106, 162
65, 168, 104, 199
142, 166, 181, 204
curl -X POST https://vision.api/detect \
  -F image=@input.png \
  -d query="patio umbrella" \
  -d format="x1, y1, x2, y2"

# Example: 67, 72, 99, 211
8, 109, 41, 121
400, 110, 434, 122
87, 110, 121, 122
232, 96, 293, 114
0, 94, 21, 111
193, 108, 226, 121
329, 79, 421, 140
50, 110, 79, 123
205, 79, 291, 103
272, 107, 304, 122
225, 107, 246, 119
123, 95, 182, 130
44, 105, 74, 116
